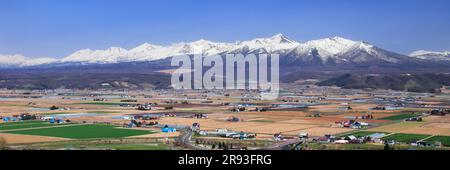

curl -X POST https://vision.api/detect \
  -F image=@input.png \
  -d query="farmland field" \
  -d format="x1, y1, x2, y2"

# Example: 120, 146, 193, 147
0, 121, 74, 131
5, 124, 155, 139
379, 113, 420, 120
1, 120, 42, 126
0, 133, 71, 144
79, 102, 132, 106
43, 111, 119, 115
98, 143, 170, 150
425, 136, 450, 146
381, 133, 430, 143
0, 88, 449, 150
369, 122, 427, 133
342, 131, 388, 137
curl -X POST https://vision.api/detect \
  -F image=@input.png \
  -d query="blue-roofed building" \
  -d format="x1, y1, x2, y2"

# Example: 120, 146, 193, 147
162, 127, 177, 133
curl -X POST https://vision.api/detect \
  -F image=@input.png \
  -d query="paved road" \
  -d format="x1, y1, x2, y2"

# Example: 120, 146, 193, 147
178, 130, 304, 150
262, 138, 304, 150
418, 135, 435, 142
178, 129, 207, 150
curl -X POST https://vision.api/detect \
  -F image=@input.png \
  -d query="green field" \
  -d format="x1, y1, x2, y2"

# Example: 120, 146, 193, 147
379, 113, 420, 120
307, 143, 449, 150
0, 121, 74, 131
381, 133, 431, 143
425, 136, 450, 146
6, 124, 154, 139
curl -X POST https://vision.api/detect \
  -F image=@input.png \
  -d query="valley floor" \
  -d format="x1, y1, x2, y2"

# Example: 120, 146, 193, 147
1, 85, 449, 150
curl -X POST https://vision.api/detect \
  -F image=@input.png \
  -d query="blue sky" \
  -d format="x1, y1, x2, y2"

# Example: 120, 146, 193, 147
1, 0, 449, 58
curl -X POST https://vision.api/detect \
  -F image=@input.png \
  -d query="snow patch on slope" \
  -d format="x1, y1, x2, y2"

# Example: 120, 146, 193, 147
0, 54, 57, 67
409, 50, 450, 61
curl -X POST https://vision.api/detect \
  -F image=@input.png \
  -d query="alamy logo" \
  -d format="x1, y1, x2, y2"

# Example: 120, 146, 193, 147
171, 53, 279, 100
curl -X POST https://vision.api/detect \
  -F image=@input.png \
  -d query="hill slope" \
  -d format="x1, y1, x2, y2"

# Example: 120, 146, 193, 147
317, 73, 450, 93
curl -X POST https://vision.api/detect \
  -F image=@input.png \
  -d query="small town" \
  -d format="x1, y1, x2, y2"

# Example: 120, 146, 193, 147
1, 84, 449, 150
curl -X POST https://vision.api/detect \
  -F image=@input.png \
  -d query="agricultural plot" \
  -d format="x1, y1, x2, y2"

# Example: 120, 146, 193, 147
43, 111, 119, 115
1, 120, 41, 125
1, 89, 449, 150
237, 123, 317, 135
0, 121, 74, 131
42, 112, 69, 115
425, 136, 450, 146
79, 102, 129, 106
86, 111, 120, 114
0, 133, 71, 144
5, 124, 155, 139
297, 127, 353, 136
381, 133, 431, 143
379, 113, 420, 120
342, 131, 388, 137
369, 119, 450, 136
97, 144, 170, 150
369, 122, 426, 133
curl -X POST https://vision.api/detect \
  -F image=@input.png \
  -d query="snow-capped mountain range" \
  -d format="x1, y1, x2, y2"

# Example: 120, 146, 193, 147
409, 50, 450, 61
0, 34, 448, 68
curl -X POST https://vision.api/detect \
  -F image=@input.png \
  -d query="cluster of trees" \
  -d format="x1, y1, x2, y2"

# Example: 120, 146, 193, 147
19, 114, 38, 120
50, 105, 59, 110
384, 144, 395, 150
0, 137, 7, 150
195, 139, 247, 150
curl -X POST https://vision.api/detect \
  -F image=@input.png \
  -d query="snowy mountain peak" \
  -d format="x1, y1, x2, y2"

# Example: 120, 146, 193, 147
190, 39, 214, 45
131, 43, 161, 51
231, 34, 300, 53
329, 36, 352, 42
301, 36, 359, 57
106, 47, 127, 53
354, 41, 375, 51
409, 50, 450, 61
319, 36, 358, 46
1, 34, 442, 67
61, 46, 128, 63
0, 54, 56, 67
272, 33, 285, 37
410, 50, 450, 56
269, 33, 297, 44
75, 49, 94, 53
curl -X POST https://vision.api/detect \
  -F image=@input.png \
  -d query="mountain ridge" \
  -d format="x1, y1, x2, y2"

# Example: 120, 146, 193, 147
1, 34, 447, 68
409, 50, 450, 61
